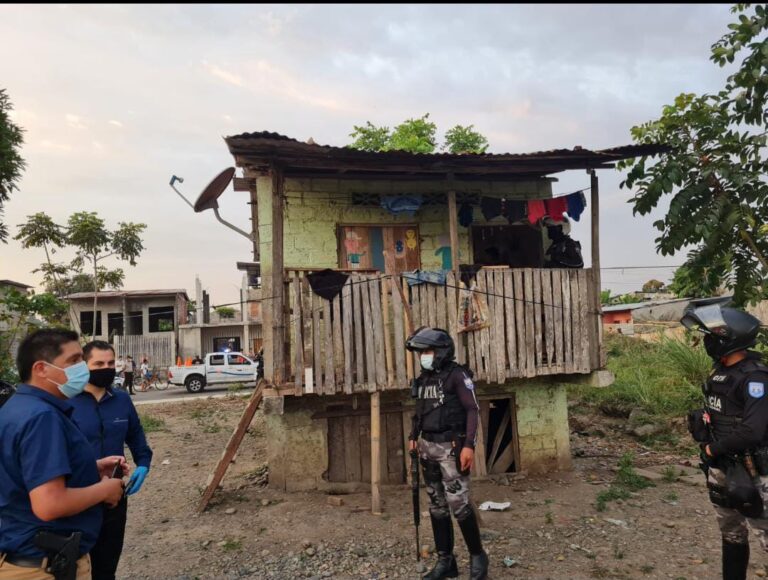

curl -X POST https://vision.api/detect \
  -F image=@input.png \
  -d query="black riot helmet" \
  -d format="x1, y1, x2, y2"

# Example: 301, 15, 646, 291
406, 326, 455, 370
681, 298, 762, 360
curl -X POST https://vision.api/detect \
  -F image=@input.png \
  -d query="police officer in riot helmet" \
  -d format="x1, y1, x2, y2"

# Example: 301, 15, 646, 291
683, 299, 768, 580
406, 327, 489, 580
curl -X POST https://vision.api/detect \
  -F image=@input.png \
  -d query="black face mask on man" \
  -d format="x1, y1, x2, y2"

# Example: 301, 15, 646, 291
89, 368, 116, 389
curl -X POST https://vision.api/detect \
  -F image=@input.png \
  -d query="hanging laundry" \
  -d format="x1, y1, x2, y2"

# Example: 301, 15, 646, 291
458, 202, 474, 227
504, 199, 527, 223
480, 197, 503, 221
545, 197, 568, 223
566, 191, 587, 221
306, 269, 350, 301
380, 195, 423, 216
402, 270, 447, 287
527, 199, 546, 224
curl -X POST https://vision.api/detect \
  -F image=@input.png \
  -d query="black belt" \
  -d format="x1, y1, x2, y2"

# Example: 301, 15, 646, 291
421, 432, 456, 443
2, 553, 45, 568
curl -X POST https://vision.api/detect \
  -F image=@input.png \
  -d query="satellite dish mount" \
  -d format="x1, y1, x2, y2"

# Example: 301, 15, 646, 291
168, 168, 255, 242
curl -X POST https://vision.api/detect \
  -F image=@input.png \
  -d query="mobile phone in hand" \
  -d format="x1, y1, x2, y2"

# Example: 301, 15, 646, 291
110, 460, 123, 479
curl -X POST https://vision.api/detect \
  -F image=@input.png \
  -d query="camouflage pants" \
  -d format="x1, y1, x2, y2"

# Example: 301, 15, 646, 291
709, 466, 768, 546
418, 439, 472, 521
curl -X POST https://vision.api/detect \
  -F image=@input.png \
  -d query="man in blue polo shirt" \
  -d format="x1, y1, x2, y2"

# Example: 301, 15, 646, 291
0, 329, 126, 580
70, 341, 153, 580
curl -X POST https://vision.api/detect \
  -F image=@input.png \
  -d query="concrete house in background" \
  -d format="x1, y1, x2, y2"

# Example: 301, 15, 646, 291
66, 289, 189, 368
219, 130, 666, 494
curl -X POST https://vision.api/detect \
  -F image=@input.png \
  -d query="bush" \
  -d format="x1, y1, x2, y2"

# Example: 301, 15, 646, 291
572, 334, 703, 419
139, 414, 166, 433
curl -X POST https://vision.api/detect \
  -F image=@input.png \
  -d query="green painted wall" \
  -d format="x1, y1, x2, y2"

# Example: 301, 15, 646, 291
275, 178, 554, 269
514, 384, 572, 472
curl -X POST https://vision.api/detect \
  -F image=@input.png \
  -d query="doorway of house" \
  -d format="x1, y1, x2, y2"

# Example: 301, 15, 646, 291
484, 398, 519, 474
471, 224, 543, 268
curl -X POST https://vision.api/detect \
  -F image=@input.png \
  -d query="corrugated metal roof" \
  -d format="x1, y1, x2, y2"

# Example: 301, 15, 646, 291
67, 289, 190, 301
226, 130, 668, 160
0, 279, 32, 289
602, 297, 693, 313
225, 130, 669, 179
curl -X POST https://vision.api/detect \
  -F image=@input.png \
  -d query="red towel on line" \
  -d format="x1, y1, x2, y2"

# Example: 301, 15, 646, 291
527, 199, 546, 224
545, 197, 568, 222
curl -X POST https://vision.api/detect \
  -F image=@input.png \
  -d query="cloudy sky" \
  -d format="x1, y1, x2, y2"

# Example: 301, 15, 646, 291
0, 4, 737, 305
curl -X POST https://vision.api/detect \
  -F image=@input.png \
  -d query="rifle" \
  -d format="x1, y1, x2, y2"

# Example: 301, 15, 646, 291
409, 448, 420, 562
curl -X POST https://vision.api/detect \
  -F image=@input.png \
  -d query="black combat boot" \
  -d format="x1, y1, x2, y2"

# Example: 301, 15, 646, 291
423, 515, 458, 580
457, 509, 489, 580
722, 541, 749, 580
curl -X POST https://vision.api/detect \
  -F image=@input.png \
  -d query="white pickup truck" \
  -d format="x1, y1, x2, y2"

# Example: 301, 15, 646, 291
167, 352, 260, 393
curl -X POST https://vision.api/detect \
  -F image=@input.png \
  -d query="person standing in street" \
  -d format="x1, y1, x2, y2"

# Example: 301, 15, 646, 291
70, 341, 153, 580
406, 326, 489, 580
122, 356, 135, 396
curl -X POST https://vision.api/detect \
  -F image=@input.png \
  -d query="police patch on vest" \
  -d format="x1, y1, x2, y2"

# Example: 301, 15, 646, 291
463, 376, 474, 391
706, 395, 723, 412
748, 381, 765, 398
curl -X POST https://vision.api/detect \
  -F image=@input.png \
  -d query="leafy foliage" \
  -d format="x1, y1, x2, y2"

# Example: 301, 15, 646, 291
443, 124, 489, 153
15, 211, 146, 337
619, 5, 768, 306
641, 279, 665, 293
349, 114, 488, 154
0, 89, 25, 243
0, 288, 67, 380
215, 306, 236, 319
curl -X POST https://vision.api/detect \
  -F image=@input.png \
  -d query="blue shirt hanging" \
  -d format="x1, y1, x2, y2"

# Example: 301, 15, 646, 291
380, 195, 423, 216
566, 191, 587, 221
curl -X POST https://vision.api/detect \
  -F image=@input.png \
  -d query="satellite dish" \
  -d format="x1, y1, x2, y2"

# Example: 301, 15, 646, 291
193, 167, 236, 213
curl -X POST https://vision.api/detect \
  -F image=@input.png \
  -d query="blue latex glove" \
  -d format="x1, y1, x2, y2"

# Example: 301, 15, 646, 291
125, 466, 148, 496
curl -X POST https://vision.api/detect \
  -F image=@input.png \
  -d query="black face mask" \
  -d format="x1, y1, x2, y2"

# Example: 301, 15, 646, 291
89, 368, 116, 389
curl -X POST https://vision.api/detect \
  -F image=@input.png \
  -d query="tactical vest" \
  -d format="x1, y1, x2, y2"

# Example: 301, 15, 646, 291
703, 354, 768, 442
413, 362, 468, 435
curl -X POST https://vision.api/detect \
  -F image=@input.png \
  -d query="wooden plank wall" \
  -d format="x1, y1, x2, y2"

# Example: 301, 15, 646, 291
285, 268, 597, 394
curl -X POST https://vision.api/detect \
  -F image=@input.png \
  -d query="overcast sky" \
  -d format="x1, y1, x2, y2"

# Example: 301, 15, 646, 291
0, 4, 737, 305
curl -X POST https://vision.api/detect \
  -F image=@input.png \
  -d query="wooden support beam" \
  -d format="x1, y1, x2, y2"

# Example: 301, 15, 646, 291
589, 169, 604, 367
589, 169, 601, 294
197, 381, 265, 512
447, 181, 460, 273
371, 392, 382, 514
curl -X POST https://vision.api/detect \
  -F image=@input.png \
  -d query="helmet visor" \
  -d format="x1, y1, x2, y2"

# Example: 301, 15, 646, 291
681, 304, 728, 335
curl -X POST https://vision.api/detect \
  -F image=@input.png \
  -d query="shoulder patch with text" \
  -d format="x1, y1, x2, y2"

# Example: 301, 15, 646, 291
748, 381, 765, 399
463, 375, 475, 390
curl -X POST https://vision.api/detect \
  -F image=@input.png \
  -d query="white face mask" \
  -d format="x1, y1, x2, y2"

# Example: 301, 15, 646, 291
420, 354, 435, 370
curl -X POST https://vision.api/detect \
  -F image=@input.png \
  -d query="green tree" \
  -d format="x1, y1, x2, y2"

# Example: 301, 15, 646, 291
668, 264, 722, 299
388, 114, 437, 153
348, 121, 391, 152
0, 288, 67, 380
67, 212, 145, 338
349, 114, 488, 154
15, 212, 69, 294
642, 279, 665, 293
0, 89, 26, 243
601, 289, 613, 305
444, 124, 489, 154
215, 306, 236, 320
619, 4, 768, 306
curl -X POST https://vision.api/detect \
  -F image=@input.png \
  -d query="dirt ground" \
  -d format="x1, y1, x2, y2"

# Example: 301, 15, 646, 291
117, 396, 768, 580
